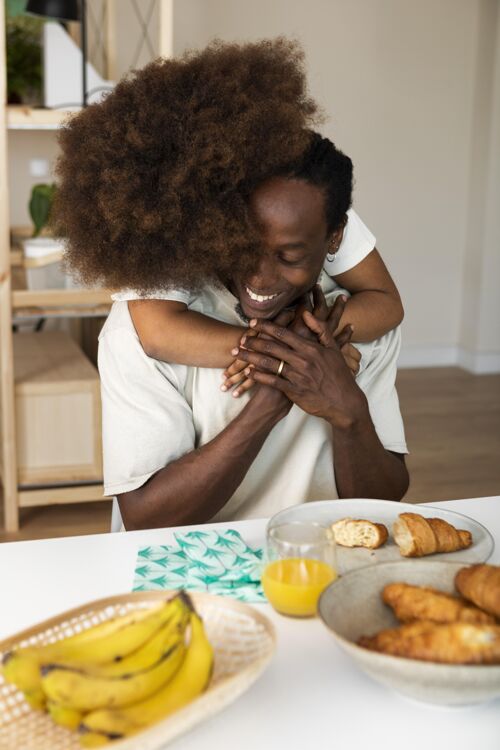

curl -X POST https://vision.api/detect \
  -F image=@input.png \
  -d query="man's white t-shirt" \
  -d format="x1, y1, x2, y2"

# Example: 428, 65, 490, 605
111, 208, 375, 304
99, 273, 407, 522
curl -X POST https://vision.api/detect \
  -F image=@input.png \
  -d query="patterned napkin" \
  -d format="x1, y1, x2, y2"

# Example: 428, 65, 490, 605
132, 529, 265, 603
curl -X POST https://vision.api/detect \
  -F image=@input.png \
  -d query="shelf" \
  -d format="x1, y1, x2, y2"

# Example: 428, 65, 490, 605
10, 248, 23, 266
18, 484, 108, 508
12, 288, 112, 308
7, 105, 77, 130
13, 304, 111, 321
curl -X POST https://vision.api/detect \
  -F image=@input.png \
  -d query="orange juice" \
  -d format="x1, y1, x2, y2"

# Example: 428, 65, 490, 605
261, 557, 337, 617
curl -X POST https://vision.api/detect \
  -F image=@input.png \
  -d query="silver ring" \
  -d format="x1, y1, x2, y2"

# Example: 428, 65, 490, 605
277, 360, 285, 376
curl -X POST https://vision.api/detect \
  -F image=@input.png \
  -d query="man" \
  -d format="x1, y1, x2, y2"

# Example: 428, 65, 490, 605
99, 171, 409, 530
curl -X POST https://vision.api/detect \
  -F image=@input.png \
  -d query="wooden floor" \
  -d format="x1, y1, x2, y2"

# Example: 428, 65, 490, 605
1, 367, 499, 542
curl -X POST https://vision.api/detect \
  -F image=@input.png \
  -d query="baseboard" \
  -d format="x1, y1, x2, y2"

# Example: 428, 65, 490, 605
456, 349, 500, 375
398, 345, 500, 374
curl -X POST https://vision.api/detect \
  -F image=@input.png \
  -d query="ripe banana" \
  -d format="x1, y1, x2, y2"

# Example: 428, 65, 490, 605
23, 688, 46, 711
45, 605, 189, 729
42, 641, 186, 712
81, 611, 214, 741
79, 730, 116, 748
90, 604, 188, 679
48, 701, 82, 730
2, 594, 185, 695
2, 652, 41, 694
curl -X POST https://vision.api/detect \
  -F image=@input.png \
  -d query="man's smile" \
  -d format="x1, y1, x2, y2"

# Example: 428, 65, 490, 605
245, 285, 279, 302
240, 284, 286, 315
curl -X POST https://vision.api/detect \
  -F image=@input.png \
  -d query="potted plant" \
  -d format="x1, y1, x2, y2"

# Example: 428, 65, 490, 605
6, 0, 43, 105
22, 183, 67, 289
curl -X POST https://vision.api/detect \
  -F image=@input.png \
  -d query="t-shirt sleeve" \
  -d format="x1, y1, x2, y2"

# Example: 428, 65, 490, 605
355, 327, 408, 454
98, 325, 195, 497
322, 208, 376, 276
111, 288, 193, 304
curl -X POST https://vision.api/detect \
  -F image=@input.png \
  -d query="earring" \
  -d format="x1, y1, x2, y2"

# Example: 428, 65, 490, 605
326, 241, 339, 263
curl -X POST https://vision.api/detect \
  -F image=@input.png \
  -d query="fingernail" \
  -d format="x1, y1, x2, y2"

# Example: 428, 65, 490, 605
240, 335, 247, 346
341, 295, 347, 302
244, 368, 251, 376
232, 390, 240, 398
231, 348, 239, 356
220, 384, 227, 391
249, 319, 257, 328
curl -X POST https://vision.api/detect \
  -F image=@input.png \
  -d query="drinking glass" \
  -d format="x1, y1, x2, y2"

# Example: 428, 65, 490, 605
261, 521, 338, 617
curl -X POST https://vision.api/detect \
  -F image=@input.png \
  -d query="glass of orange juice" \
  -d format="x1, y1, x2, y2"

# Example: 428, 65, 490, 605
261, 521, 337, 617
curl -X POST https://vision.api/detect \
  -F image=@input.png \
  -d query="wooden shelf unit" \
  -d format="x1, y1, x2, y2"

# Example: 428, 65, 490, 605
0, 1, 175, 530
6, 105, 72, 130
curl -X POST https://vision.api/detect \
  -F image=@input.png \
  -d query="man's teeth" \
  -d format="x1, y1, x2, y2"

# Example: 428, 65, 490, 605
246, 287, 278, 302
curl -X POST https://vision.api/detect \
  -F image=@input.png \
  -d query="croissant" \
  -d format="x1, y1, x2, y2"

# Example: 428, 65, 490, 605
358, 621, 500, 664
392, 512, 472, 557
382, 582, 495, 624
455, 564, 500, 619
331, 518, 388, 549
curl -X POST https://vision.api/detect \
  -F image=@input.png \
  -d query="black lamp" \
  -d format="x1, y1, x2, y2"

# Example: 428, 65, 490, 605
26, 0, 88, 107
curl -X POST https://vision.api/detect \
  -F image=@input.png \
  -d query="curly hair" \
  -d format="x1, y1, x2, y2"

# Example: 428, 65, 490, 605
53, 38, 321, 293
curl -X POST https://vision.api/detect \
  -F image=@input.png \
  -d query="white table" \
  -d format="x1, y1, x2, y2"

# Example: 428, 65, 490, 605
0, 497, 499, 750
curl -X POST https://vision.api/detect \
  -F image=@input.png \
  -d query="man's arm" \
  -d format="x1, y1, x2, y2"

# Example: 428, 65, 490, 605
118, 386, 290, 530
235, 299, 409, 502
329, 415, 408, 501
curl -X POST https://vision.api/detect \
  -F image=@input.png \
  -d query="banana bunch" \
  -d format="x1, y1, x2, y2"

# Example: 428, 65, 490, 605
1, 591, 214, 746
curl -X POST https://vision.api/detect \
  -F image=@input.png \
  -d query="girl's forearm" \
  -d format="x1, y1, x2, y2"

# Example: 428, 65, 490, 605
130, 303, 245, 367
337, 291, 404, 343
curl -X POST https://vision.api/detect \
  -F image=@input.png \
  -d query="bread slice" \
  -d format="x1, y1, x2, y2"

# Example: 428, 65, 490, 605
331, 517, 388, 549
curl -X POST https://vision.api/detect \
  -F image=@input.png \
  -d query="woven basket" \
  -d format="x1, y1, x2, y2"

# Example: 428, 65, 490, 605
0, 591, 276, 750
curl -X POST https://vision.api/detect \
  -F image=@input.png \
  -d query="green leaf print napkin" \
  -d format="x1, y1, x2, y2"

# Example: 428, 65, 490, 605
132, 529, 265, 603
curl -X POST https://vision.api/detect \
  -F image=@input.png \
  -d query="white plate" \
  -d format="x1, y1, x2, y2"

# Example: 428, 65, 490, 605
268, 499, 494, 574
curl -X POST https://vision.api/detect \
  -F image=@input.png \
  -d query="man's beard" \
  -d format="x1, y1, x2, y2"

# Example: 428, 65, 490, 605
234, 302, 250, 324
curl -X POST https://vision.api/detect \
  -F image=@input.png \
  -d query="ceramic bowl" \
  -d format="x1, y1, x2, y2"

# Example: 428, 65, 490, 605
318, 560, 500, 706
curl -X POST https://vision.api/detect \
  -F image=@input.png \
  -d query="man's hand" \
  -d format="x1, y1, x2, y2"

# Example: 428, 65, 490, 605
235, 295, 369, 430
221, 288, 360, 397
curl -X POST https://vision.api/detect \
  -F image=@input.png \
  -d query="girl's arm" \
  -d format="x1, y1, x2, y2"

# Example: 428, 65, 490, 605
128, 299, 245, 368
333, 249, 404, 342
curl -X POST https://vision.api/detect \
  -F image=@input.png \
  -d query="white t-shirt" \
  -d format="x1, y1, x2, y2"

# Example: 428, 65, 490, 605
111, 208, 375, 304
99, 274, 407, 522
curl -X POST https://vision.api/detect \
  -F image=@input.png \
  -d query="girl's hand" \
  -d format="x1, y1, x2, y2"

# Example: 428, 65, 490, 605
220, 330, 258, 398
220, 310, 295, 398
340, 342, 362, 376
309, 285, 360, 376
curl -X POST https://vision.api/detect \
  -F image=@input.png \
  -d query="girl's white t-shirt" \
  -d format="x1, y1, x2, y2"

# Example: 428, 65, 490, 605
111, 208, 375, 304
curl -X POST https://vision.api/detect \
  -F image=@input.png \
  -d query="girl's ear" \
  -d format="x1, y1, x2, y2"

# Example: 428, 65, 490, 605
327, 214, 348, 253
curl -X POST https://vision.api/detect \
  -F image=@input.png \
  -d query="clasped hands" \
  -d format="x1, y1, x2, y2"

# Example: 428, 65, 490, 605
225, 287, 368, 430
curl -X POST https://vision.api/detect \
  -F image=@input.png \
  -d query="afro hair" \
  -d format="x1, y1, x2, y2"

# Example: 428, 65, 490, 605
53, 38, 321, 293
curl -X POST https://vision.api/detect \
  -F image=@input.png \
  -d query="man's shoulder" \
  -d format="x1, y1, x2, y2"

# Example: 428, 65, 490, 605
99, 301, 137, 342
98, 302, 189, 392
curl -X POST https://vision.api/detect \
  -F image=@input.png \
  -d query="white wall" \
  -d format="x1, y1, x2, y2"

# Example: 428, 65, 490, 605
8, 0, 499, 371
460, 0, 500, 373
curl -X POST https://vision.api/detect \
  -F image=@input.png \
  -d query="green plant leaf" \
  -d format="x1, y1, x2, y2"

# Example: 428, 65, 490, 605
7, 0, 28, 18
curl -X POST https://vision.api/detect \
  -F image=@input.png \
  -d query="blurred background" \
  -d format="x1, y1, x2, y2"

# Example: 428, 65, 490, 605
1, 0, 499, 540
